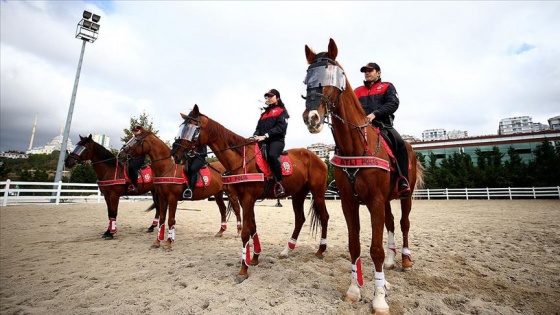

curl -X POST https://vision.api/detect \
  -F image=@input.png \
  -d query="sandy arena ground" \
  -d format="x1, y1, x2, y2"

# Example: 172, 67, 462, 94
1, 199, 559, 315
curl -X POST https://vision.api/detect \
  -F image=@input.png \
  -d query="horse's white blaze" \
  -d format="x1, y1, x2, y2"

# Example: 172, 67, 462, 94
306, 110, 324, 133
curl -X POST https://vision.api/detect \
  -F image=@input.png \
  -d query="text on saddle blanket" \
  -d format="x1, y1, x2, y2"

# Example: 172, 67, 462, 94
98, 166, 153, 186
222, 144, 294, 184
330, 155, 390, 171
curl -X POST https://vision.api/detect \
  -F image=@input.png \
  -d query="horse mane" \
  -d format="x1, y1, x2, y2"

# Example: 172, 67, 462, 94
201, 114, 249, 155
82, 138, 116, 167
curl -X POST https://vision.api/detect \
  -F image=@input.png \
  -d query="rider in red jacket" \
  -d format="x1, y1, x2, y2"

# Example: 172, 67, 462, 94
252, 89, 289, 197
354, 62, 410, 198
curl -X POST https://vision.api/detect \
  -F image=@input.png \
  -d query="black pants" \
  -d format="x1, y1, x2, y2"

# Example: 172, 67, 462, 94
383, 127, 409, 180
185, 157, 206, 189
128, 159, 144, 186
264, 140, 285, 182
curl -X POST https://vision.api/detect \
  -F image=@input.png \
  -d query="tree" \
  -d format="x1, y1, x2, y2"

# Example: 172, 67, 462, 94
529, 139, 560, 186
504, 146, 530, 187
324, 156, 335, 187
69, 163, 97, 183
121, 111, 159, 144
475, 147, 507, 187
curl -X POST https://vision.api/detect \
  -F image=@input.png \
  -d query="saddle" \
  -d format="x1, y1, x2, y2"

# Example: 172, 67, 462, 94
254, 143, 293, 178
124, 166, 153, 184
181, 166, 212, 188
377, 128, 398, 173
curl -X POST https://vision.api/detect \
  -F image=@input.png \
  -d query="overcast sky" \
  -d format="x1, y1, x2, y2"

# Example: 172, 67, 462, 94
1, 1, 559, 153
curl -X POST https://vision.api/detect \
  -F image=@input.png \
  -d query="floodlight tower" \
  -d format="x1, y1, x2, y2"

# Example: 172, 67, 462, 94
52, 11, 101, 199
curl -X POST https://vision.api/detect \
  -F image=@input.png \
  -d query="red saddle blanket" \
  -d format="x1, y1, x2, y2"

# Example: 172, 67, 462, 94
254, 143, 293, 177
124, 166, 153, 184
182, 166, 212, 188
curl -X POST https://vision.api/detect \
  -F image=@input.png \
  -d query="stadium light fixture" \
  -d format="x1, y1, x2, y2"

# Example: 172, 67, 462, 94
52, 11, 102, 200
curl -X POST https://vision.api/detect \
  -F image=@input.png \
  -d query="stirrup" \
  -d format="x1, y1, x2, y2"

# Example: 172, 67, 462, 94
183, 188, 193, 199
274, 183, 285, 198
128, 184, 138, 193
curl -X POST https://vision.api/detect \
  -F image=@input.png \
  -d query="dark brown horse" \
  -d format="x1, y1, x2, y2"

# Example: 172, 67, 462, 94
301, 39, 424, 313
64, 134, 160, 240
170, 105, 330, 283
118, 127, 242, 249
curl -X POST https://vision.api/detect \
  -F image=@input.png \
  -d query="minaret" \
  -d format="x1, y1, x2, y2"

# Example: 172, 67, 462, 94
28, 113, 38, 151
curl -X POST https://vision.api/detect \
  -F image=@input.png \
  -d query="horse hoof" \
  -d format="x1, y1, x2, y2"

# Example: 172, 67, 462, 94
151, 241, 160, 249
147, 227, 155, 233
235, 274, 248, 284
402, 255, 414, 271
345, 294, 360, 303
384, 263, 395, 270
214, 232, 224, 237
104, 234, 114, 240
315, 251, 325, 259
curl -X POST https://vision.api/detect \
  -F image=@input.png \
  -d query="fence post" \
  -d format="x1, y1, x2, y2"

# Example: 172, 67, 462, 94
533, 187, 536, 199
465, 188, 469, 200
446, 188, 449, 200
2, 179, 11, 207
508, 187, 512, 200
55, 181, 63, 205
486, 187, 490, 200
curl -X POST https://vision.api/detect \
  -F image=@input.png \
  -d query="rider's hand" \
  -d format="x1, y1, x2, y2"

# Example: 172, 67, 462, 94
367, 113, 375, 123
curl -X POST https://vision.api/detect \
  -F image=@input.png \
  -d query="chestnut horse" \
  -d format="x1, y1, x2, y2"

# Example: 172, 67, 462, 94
301, 39, 424, 313
170, 105, 330, 283
64, 134, 160, 240
118, 127, 242, 249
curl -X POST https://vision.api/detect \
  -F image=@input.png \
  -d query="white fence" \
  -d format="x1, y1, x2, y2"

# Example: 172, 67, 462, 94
1, 180, 152, 206
1, 179, 558, 206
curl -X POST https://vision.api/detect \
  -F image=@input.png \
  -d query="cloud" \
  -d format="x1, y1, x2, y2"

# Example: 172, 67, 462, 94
1, 1, 559, 153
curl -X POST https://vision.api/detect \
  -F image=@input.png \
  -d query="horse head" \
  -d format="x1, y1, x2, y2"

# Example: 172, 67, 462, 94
171, 104, 205, 164
118, 126, 151, 161
64, 134, 94, 168
302, 38, 348, 134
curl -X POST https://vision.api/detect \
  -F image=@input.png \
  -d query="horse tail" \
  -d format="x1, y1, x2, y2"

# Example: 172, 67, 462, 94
307, 198, 320, 237
145, 203, 157, 212
145, 191, 160, 212
225, 200, 233, 221
414, 160, 426, 190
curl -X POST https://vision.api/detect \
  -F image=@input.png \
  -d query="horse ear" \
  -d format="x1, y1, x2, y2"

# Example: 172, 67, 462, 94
180, 112, 187, 119
305, 45, 316, 64
88, 134, 92, 140
193, 104, 200, 115
327, 38, 338, 60
79, 135, 84, 140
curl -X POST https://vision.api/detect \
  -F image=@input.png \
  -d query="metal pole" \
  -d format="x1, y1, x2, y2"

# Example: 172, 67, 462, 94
51, 39, 88, 201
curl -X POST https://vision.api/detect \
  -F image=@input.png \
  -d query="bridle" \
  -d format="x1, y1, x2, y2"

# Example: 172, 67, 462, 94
304, 56, 379, 157
303, 55, 346, 117
68, 142, 116, 165
173, 114, 260, 175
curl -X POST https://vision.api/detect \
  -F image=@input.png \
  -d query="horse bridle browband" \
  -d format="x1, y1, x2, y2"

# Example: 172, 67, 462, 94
175, 115, 260, 176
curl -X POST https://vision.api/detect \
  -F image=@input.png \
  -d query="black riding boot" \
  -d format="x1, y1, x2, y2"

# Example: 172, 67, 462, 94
396, 150, 410, 199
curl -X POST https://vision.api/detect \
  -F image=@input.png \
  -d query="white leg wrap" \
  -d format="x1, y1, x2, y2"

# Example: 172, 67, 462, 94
387, 231, 395, 249
320, 238, 327, 245
288, 238, 297, 250
374, 271, 385, 288
402, 247, 412, 256
167, 227, 175, 242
